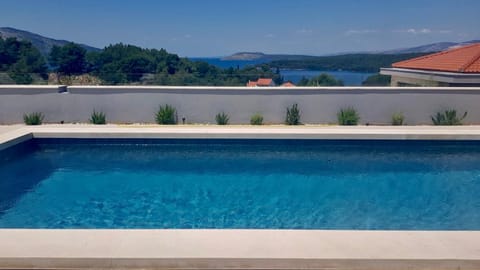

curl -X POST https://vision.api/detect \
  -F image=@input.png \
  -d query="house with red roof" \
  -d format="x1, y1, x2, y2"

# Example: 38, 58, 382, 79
281, 81, 296, 87
246, 78, 276, 87
380, 43, 480, 87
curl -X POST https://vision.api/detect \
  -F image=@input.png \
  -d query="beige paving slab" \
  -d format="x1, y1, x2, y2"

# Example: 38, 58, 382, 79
16, 124, 480, 140
0, 126, 31, 151
0, 125, 23, 135
0, 230, 479, 269
1, 230, 479, 259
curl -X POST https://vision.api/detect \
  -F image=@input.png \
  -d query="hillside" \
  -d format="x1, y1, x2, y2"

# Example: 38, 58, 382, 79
0, 27, 100, 57
223, 40, 480, 62
222, 52, 315, 61
265, 53, 431, 73
222, 52, 266, 60
381, 40, 480, 54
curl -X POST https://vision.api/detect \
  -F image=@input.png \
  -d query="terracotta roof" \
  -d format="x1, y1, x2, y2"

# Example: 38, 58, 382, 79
246, 78, 275, 87
392, 43, 480, 73
256, 78, 274, 86
246, 81, 257, 87
281, 81, 296, 87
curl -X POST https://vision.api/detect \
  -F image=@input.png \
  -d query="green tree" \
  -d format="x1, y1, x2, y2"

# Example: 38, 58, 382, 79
82, 42, 282, 86
302, 73, 343, 86
362, 74, 391, 86
0, 37, 20, 70
49, 42, 87, 75
8, 63, 34, 84
0, 36, 47, 84
122, 55, 153, 81
297, 76, 310, 86
89, 43, 156, 83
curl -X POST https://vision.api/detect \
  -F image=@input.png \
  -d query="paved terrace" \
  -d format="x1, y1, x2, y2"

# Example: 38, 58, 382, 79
1, 124, 480, 269
4, 124, 480, 142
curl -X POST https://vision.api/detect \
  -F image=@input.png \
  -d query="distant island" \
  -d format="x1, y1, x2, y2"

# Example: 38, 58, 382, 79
222, 52, 314, 62
222, 52, 266, 61
222, 40, 480, 62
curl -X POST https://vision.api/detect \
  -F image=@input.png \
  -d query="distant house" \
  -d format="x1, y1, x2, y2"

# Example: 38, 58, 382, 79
380, 43, 480, 87
246, 78, 276, 87
281, 81, 296, 87
246, 81, 258, 87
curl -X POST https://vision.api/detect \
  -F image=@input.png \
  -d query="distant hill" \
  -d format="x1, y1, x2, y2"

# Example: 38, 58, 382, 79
222, 52, 266, 60
380, 40, 480, 54
222, 52, 315, 61
265, 53, 431, 73
223, 40, 480, 61
0, 27, 100, 57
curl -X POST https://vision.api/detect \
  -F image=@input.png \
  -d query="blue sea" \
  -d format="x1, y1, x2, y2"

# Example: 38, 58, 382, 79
190, 57, 374, 86
189, 57, 269, 69
1, 139, 479, 229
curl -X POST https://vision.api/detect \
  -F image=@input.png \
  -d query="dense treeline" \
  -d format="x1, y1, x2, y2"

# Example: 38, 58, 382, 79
1, 36, 281, 85
362, 74, 391, 86
86, 43, 282, 85
267, 53, 431, 73
49, 42, 282, 85
0, 36, 48, 84
297, 73, 344, 86
2, 35, 425, 86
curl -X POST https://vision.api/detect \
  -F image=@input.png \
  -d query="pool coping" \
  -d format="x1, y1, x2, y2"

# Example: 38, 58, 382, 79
1, 230, 479, 270
6, 124, 480, 141
1, 125, 480, 269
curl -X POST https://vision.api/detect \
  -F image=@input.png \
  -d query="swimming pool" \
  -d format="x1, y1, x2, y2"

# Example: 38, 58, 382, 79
1, 138, 479, 229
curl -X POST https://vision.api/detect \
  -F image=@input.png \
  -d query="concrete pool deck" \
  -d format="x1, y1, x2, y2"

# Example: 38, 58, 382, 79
0, 230, 479, 270
5, 124, 480, 141
1, 124, 480, 269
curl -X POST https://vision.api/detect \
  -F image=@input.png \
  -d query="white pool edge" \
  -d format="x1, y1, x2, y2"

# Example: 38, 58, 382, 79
12, 124, 480, 140
0, 230, 479, 270
1, 125, 480, 270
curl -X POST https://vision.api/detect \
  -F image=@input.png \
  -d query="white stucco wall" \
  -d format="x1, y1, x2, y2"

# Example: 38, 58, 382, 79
1, 85, 480, 125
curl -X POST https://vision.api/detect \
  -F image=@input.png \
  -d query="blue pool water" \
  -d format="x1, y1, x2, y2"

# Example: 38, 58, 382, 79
1, 139, 480, 229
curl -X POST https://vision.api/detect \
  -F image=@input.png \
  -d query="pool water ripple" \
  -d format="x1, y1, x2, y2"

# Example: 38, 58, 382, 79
0, 139, 479, 229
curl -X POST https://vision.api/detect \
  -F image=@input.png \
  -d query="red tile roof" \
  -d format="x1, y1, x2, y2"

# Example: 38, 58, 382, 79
281, 81, 296, 87
246, 78, 275, 87
246, 81, 257, 87
392, 43, 480, 73
256, 78, 273, 86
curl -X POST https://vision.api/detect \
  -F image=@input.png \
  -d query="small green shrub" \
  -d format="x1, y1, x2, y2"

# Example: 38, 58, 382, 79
155, 104, 177, 124
431, 109, 467, 125
391, 112, 405, 126
361, 74, 391, 86
215, 112, 229, 125
250, 113, 264, 125
23, 112, 44, 125
285, 104, 301, 125
337, 107, 360, 125
90, 110, 106, 125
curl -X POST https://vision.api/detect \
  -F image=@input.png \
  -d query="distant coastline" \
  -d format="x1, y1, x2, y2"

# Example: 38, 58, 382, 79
191, 57, 373, 86
189, 57, 269, 69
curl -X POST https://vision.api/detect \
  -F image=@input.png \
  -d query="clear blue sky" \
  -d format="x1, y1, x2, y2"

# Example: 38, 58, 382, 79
1, 0, 479, 57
